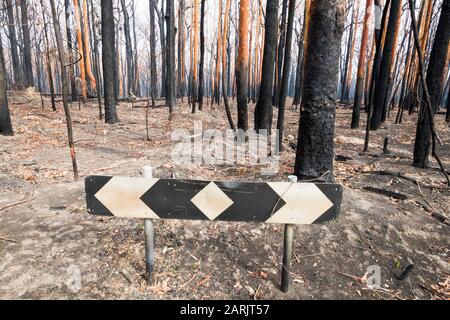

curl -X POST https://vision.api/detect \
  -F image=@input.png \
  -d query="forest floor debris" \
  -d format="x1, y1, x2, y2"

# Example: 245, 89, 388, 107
0, 94, 449, 299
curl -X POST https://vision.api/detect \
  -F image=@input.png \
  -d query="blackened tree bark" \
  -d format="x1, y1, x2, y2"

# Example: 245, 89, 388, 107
0, 35, 13, 136
292, 25, 305, 108
370, 0, 402, 130
191, 0, 199, 113
222, 0, 235, 129
254, 0, 279, 132
149, 0, 157, 108
177, 0, 186, 98
5, 0, 23, 89
363, 0, 390, 151
293, 0, 311, 108
198, 0, 205, 111
156, 0, 166, 98
120, 0, 134, 97
274, 0, 289, 107
352, 0, 373, 129
447, 83, 450, 122
413, 0, 450, 168
340, 0, 355, 103
65, 0, 78, 102
89, 0, 103, 119
19, 0, 33, 88
131, 0, 140, 96
294, 0, 345, 182
236, 0, 249, 130
101, 0, 118, 123
40, 0, 56, 111
165, 0, 176, 112
49, 0, 78, 181
276, 0, 296, 151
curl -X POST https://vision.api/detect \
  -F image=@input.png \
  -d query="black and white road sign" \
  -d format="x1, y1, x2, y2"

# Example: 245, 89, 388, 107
85, 176, 343, 225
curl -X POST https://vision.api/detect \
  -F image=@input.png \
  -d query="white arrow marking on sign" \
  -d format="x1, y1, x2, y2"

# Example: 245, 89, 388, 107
266, 183, 333, 224
95, 177, 160, 219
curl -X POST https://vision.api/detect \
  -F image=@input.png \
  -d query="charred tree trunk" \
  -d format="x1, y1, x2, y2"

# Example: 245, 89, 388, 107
214, 1, 223, 106
351, 0, 373, 129
73, 0, 88, 102
191, 0, 199, 113
177, 0, 186, 98
149, 0, 157, 108
236, 0, 249, 130
292, 0, 311, 108
20, 0, 33, 88
65, 0, 78, 102
413, 0, 450, 168
5, 0, 23, 89
370, 0, 402, 130
276, 0, 296, 151
198, 0, 205, 111
101, 0, 118, 124
49, 0, 79, 181
156, 1, 166, 99
120, 0, 134, 97
165, 0, 176, 112
82, 0, 97, 92
340, 0, 355, 103
131, 0, 140, 96
343, 0, 360, 103
364, 0, 390, 151
254, 0, 279, 132
0, 35, 13, 136
89, 0, 103, 119
40, 1, 56, 111
273, 0, 289, 107
222, 0, 235, 129
294, 0, 345, 182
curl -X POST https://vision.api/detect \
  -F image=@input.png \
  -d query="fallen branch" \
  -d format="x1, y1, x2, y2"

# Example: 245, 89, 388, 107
335, 154, 353, 162
132, 104, 166, 109
362, 186, 408, 200
119, 270, 133, 284
418, 284, 447, 300
175, 272, 198, 293
91, 151, 157, 173
0, 183, 39, 213
361, 170, 448, 190
0, 236, 17, 243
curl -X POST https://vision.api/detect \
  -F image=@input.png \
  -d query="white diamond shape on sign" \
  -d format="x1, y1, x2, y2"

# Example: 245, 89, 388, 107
191, 182, 234, 220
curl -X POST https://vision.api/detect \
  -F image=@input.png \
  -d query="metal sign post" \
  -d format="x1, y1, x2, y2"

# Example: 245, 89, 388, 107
142, 166, 154, 283
281, 175, 298, 292
85, 172, 343, 292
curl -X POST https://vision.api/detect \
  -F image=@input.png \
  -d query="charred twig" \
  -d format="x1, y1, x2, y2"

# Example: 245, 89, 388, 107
0, 236, 17, 243
119, 270, 133, 284
361, 170, 448, 190
0, 182, 39, 213
418, 283, 447, 300
362, 186, 408, 200
395, 264, 414, 281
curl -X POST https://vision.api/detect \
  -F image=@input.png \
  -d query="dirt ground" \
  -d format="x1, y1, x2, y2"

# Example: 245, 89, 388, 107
0, 90, 449, 300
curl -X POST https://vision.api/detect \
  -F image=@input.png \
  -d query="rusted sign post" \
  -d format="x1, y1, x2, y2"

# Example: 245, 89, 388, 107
85, 169, 342, 292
